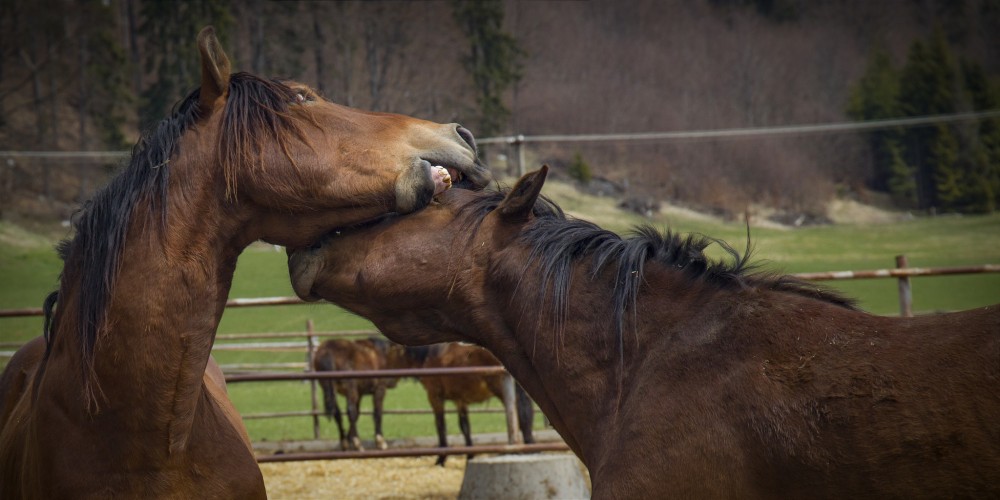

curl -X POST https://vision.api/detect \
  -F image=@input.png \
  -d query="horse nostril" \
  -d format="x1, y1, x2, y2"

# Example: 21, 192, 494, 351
456, 125, 477, 153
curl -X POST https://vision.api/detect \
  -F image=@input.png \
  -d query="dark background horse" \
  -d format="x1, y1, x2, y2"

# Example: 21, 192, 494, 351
391, 343, 535, 466
289, 166, 1000, 498
313, 337, 398, 450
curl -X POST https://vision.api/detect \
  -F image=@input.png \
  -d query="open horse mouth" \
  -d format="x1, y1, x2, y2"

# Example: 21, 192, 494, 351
418, 157, 479, 190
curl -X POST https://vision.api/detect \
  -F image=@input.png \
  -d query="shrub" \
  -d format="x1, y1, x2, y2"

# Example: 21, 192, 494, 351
568, 152, 592, 184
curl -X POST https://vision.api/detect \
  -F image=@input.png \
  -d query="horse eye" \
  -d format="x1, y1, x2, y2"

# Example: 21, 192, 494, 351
293, 89, 313, 103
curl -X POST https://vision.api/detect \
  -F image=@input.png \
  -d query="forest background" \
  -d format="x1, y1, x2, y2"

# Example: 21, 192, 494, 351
2, 0, 999, 222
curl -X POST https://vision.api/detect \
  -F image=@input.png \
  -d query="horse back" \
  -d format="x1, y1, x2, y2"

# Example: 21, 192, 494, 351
603, 301, 1000, 498
420, 343, 502, 405
314, 338, 394, 394
722, 302, 999, 497
762, 304, 1000, 496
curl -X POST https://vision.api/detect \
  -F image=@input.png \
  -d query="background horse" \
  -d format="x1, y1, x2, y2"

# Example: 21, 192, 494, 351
289, 166, 1000, 498
313, 337, 398, 450
390, 343, 535, 465
0, 26, 488, 499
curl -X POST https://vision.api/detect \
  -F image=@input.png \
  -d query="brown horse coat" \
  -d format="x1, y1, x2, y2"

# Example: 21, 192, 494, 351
313, 338, 398, 450
288, 167, 1000, 498
0, 26, 488, 499
391, 343, 535, 465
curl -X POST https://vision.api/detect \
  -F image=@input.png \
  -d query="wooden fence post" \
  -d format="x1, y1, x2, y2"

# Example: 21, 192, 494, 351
501, 373, 523, 445
508, 135, 526, 178
896, 255, 913, 317
306, 320, 320, 440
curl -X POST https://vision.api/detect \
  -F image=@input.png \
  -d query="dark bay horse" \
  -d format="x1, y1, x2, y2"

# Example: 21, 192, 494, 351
313, 337, 398, 451
289, 166, 1000, 498
0, 26, 489, 499
390, 343, 535, 465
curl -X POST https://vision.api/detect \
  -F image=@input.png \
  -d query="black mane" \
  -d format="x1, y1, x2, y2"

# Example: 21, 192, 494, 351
457, 187, 855, 362
54, 72, 302, 402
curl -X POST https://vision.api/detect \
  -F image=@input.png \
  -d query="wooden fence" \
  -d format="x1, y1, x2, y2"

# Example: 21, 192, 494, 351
1, 256, 998, 462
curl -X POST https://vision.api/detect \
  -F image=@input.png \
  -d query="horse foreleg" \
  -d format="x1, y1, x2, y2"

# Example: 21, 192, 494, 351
431, 396, 448, 466
458, 404, 475, 460
373, 383, 388, 450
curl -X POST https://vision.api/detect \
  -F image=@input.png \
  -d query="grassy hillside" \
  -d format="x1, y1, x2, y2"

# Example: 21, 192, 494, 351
2, 180, 999, 441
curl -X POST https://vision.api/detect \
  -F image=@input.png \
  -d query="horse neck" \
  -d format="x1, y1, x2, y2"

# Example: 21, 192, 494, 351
465, 262, 613, 465
46, 153, 245, 449
479, 250, 722, 469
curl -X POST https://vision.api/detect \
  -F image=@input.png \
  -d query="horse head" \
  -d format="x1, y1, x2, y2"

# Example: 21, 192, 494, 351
287, 167, 550, 346
189, 27, 491, 249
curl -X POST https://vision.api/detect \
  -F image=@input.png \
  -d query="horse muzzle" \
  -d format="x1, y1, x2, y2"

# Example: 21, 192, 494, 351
287, 246, 324, 302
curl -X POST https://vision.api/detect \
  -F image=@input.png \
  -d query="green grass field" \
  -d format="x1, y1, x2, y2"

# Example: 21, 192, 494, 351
2, 180, 999, 442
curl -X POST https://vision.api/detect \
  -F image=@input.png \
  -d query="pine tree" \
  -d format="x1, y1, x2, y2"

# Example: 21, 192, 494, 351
847, 47, 901, 192
898, 28, 957, 210
930, 125, 963, 210
451, 0, 525, 137
77, 0, 132, 149
568, 152, 593, 184
961, 60, 1000, 212
886, 139, 917, 206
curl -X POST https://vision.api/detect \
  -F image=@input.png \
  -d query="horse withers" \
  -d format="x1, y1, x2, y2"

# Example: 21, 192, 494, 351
288, 166, 1000, 498
0, 26, 489, 499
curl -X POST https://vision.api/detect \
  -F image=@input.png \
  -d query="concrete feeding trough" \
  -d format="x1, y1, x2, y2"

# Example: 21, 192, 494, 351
458, 453, 590, 499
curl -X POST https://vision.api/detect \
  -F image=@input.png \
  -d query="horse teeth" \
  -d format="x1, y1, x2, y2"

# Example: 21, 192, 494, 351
430, 165, 452, 195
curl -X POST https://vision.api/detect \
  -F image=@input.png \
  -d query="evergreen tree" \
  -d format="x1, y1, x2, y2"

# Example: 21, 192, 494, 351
898, 28, 957, 210
886, 139, 918, 206
77, 0, 132, 149
930, 125, 963, 210
451, 0, 525, 137
139, 0, 233, 128
961, 60, 1000, 212
568, 152, 593, 184
850, 27, 1000, 213
847, 47, 902, 192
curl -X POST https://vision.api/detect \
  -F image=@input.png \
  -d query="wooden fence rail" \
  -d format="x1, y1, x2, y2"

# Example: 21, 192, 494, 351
1, 257, 997, 462
3, 257, 996, 320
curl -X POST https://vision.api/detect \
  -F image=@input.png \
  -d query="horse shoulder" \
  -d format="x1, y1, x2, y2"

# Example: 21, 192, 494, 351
0, 336, 46, 429
0, 342, 46, 498
192, 372, 266, 498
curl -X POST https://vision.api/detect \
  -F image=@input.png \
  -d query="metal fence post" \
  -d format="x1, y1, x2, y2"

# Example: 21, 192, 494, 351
501, 373, 522, 445
306, 320, 321, 440
896, 255, 913, 317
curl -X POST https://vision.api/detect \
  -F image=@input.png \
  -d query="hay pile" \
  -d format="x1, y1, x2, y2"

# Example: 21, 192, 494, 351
260, 457, 466, 499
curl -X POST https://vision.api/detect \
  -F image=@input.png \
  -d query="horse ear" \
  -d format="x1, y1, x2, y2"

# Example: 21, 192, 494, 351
498, 165, 549, 223
197, 26, 231, 114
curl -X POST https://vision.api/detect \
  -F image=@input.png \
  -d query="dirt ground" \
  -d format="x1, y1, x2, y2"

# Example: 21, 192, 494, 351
260, 457, 467, 500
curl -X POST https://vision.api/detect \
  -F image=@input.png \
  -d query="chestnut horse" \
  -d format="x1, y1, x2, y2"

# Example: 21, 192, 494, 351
289, 167, 1000, 498
390, 343, 535, 465
312, 337, 399, 451
0, 27, 489, 498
